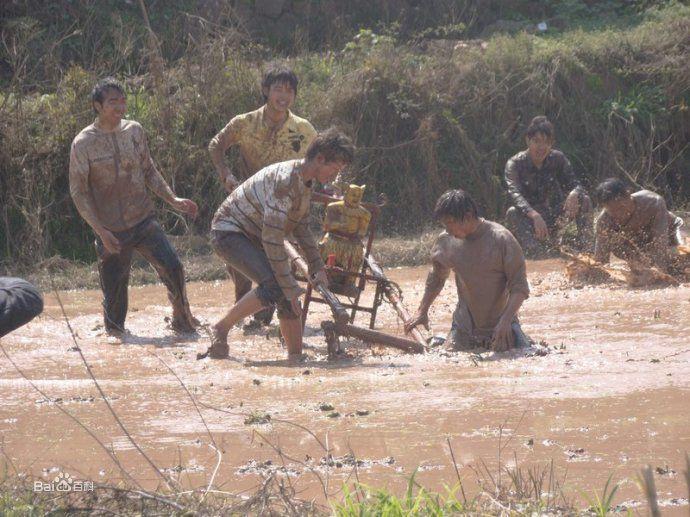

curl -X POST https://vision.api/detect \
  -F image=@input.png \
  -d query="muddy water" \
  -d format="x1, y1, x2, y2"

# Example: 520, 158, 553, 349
1, 259, 688, 511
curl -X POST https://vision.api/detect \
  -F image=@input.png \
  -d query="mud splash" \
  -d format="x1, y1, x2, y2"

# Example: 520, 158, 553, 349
0, 259, 688, 509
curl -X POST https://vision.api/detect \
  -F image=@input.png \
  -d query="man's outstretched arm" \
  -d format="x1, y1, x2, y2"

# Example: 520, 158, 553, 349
404, 260, 449, 333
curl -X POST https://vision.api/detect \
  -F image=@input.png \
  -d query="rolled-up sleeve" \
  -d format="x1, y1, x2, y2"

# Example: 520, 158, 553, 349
430, 234, 452, 283
209, 116, 242, 173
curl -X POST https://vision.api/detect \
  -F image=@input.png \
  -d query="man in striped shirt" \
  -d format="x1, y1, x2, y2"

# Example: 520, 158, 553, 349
206, 128, 355, 361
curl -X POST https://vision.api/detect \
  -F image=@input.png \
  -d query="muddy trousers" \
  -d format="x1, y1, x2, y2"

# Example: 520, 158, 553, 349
449, 320, 532, 350
228, 266, 275, 325
212, 231, 298, 320
505, 205, 593, 257
0, 277, 44, 338
96, 217, 193, 332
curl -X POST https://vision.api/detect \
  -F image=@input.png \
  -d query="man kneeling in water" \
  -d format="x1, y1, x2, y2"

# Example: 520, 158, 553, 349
405, 190, 532, 352
205, 128, 355, 362
594, 177, 684, 273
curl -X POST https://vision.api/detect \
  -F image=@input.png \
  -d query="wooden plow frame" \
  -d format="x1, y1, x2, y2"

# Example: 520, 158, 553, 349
287, 195, 428, 359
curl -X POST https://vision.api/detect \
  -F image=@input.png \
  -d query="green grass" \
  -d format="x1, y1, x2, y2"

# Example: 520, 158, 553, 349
333, 472, 471, 516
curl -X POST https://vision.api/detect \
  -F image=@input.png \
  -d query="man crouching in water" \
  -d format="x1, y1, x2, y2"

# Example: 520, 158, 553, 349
204, 128, 355, 362
405, 190, 532, 352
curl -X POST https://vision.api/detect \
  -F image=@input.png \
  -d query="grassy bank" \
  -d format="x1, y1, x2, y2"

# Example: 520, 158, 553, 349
21, 229, 439, 292
2, 458, 687, 515
1, 2, 688, 271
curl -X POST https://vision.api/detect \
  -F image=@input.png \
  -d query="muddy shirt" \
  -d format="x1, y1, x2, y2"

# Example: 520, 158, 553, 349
69, 118, 175, 232
431, 220, 530, 339
594, 190, 676, 269
505, 149, 584, 226
212, 160, 323, 300
208, 106, 317, 181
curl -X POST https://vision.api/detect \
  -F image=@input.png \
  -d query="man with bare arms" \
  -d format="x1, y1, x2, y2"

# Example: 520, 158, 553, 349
405, 190, 532, 352
593, 178, 684, 272
69, 77, 199, 335
209, 64, 317, 329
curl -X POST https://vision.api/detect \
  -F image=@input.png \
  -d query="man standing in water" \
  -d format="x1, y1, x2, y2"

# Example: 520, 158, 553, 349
69, 77, 199, 335
593, 177, 684, 272
208, 64, 317, 329
505, 116, 592, 256
405, 190, 532, 352
204, 128, 354, 362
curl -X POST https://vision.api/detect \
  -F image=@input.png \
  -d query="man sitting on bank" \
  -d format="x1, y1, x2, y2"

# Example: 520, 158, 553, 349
205, 128, 355, 362
405, 189, 532, 352
593, 177, 684, 272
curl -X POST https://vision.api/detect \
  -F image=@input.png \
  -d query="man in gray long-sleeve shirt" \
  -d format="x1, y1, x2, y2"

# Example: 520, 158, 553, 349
505, 116, 592, 256
69, 77, 199, 334
205, 128, 355, 361
405, 190, 532, 352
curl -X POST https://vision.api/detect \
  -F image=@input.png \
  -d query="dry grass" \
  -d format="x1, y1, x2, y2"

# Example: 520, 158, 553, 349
1, 3, 688, 269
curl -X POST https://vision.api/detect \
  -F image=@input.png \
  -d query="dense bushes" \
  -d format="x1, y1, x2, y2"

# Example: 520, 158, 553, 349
1, 1, 688, 268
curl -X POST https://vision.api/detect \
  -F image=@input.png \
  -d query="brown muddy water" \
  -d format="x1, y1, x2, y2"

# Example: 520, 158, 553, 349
1, 259, 688, 511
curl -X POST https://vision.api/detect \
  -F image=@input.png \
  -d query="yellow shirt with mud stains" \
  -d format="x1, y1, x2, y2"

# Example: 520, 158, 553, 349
208, 105, 317, 181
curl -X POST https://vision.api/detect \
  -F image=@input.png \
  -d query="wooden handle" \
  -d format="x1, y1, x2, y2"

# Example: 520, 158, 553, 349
284, 241, 349, 325
365, 255, 429, 350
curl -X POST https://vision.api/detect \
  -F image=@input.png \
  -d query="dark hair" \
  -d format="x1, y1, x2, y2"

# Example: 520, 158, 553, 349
526, 115, 554, 139
433, 189, 479, 222
91, 77, 125, 112
595, 177, 629, 204
261, 63, 298, 101
306, 127, 355, 164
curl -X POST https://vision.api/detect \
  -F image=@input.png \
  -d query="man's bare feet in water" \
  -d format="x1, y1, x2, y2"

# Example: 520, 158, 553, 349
287, 353, 305, 366
206, 327, 229, 359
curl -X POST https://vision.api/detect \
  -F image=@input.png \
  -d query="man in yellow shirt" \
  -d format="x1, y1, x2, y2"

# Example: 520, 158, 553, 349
209, 64, 317, 328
